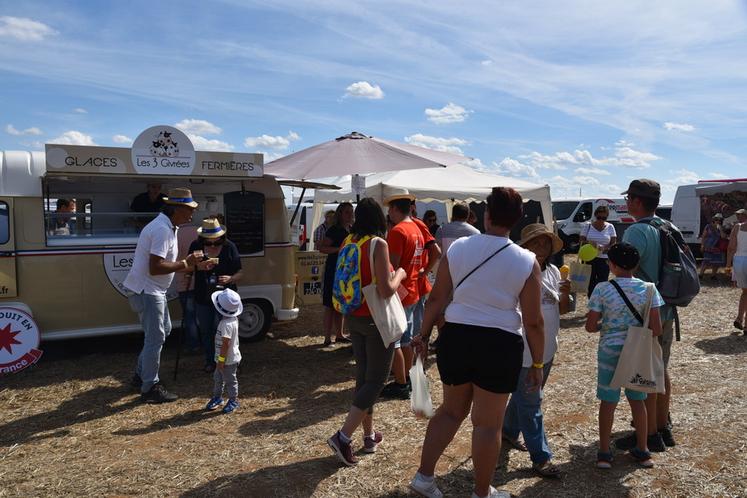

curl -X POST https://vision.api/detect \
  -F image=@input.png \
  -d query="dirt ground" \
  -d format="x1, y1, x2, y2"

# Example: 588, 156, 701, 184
1, 278, 746, 497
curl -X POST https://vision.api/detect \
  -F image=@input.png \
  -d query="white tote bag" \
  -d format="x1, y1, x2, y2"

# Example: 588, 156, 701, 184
361, 237, 407, 347
609, 283, 666, 394
409, 356, 435, 418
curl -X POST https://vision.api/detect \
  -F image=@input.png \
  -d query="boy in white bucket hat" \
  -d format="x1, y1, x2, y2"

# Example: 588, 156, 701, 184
205, 288, 243, 414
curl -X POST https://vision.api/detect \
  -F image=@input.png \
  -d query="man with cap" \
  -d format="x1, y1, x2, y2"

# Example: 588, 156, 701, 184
617, 179, 686, 451
381, 192, 425, 399
124, 187, 213, 403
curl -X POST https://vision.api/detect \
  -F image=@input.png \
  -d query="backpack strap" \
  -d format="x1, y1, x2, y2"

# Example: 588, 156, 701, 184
455, 241, 511, 290
609, 280, 644, 325
368, 236, 379, 283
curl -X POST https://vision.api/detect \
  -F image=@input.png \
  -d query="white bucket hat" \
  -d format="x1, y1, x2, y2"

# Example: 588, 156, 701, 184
211, 288, 243, 317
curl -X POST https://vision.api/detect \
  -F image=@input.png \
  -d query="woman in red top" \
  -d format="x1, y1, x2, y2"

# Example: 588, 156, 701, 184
327, 198, 406, 466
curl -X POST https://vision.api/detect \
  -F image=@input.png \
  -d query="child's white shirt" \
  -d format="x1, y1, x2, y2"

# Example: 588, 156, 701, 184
214, 316, 241, 365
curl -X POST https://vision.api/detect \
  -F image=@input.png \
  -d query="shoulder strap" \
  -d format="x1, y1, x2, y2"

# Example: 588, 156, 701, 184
455, 241, 511, 290
609, 280, 644, 325
368, 237, 378, 283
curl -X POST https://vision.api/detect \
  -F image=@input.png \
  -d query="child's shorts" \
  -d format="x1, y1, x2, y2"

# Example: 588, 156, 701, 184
597, 344, 647, 403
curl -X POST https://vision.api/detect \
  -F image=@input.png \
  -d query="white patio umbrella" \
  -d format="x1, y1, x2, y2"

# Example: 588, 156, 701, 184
264, 131, 470, 180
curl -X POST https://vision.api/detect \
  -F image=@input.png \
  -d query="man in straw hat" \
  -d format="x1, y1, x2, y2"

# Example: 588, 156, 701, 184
124, 187, 214, 403
502, 223, 571, 479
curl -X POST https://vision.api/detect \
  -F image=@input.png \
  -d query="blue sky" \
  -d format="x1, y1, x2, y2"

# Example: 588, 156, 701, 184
2, 1, 747, 203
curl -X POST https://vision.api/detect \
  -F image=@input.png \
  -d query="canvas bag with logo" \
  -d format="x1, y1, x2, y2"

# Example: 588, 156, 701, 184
569, 256, 592, 293
609, 282, 666, 394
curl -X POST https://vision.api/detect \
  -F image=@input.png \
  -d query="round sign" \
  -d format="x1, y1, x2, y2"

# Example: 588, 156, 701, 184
0, 307, 43, 375
103, 252, 179, 301
131, 125, 195, 175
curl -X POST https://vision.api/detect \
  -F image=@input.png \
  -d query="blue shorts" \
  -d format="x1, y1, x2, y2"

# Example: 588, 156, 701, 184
597, 343, 647, 403
394, 304, 416, 348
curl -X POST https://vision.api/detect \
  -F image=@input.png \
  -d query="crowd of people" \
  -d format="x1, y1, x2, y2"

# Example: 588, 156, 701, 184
120, 179, 747, 498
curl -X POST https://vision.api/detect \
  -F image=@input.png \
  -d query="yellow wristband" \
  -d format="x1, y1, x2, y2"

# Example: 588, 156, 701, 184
532, 362, 544, 369
217, 355, 226, 362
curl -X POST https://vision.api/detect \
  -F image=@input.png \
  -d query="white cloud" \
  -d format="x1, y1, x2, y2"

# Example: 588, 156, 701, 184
575, 166, 611, 176
344, 81, 384, 99
112, 134, 132, 144
188, 134, 233, 151
244, 131, 301, 150
50, 130, 96, 146
481, 59, 493, 66
404, 133, 468, 154
258, 150, 287, 163
175, 119, 222, 136
425, 103, 471, 124
708, 172, 728, 179
609, 146, 660, 169
492, 157, 539, 178
669, 168, 701, 185
73, 107, 87, 114
0, 16, 56, 42
663, 122, 695, 132
6, 124, 42, 136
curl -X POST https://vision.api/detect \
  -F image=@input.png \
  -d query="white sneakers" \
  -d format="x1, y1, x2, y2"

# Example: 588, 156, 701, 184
471, 486, 510, 498
409, 472, 443, 498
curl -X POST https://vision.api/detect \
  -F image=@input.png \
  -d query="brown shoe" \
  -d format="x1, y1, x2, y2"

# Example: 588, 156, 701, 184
327, 431, 358, 466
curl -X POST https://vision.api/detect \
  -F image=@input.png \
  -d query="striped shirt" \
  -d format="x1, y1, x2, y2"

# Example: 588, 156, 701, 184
435, 221, 480, 254
582, 222, 616, 259
313, 223, 330, 244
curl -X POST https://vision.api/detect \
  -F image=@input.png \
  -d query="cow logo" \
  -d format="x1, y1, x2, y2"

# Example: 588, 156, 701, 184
131, 125, 195, 175
0, 307, 43, 375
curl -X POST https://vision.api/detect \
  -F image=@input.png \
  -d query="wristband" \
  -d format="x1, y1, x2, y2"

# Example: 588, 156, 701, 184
532, 362, 544, 369
217, 355, 226, 362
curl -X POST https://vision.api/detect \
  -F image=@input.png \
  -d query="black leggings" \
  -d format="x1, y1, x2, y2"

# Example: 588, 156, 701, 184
587, 257, 610, 298
347, 315, 396, 413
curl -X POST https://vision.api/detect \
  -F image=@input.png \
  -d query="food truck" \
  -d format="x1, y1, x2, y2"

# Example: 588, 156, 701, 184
0, 125, 298, 342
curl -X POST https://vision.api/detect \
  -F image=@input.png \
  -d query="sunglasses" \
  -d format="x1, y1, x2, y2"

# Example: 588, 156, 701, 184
596, 216, 608, 220
203, 240, 223, 246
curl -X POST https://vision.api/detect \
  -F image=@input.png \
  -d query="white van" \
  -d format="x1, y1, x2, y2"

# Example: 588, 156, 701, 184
553, 197, 633, 251
0, 127, 301, 342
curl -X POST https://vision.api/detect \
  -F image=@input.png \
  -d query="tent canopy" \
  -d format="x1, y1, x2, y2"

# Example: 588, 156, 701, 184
307, 164, 552, 247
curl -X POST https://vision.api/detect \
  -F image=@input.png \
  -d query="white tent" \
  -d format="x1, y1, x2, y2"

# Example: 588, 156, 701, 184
307, 164, 552, 248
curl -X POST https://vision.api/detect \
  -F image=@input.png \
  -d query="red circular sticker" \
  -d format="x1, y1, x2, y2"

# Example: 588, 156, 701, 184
0, 307, 43, 375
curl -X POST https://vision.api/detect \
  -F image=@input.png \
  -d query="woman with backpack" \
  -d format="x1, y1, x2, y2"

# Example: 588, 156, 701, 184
327, 198, 407, 466
409, 187, 545, 498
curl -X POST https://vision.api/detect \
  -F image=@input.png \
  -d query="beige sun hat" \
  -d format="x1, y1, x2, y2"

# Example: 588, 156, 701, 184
197, 217, 227, 239
383, 193, 416, 205
164, 187, 199, 208
518, 223, 564, 254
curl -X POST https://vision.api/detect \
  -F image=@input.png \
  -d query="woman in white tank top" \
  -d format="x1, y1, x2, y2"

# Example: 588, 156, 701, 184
727, 209, 747, 331
408, 187, 544, 498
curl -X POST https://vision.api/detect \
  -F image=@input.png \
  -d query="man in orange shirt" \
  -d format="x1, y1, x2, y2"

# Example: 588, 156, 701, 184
381, 194, 426, 399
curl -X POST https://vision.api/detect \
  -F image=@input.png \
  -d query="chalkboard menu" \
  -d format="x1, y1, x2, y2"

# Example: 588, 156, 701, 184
224, 191, 264, 255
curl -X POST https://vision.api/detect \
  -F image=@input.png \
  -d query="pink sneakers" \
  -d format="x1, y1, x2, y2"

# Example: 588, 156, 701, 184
327, 431, 359, 466
363, 431, 383, 453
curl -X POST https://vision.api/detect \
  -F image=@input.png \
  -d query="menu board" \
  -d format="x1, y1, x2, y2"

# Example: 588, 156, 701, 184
224, 191, 264, 255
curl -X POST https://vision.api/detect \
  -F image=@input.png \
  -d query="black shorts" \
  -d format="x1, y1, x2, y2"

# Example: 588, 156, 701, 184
436, 322, 524, 394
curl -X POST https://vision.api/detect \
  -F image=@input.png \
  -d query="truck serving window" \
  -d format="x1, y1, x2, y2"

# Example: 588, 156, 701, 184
0, 202, 9, 244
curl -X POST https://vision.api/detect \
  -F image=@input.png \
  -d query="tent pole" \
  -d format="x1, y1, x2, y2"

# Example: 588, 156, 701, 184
290, 187, 306, 225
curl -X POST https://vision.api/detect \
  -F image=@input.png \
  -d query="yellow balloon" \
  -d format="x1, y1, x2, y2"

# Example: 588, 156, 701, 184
578, 243, 598, 262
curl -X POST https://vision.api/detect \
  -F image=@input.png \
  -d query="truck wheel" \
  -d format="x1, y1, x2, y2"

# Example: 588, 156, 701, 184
238, 299, 273, 342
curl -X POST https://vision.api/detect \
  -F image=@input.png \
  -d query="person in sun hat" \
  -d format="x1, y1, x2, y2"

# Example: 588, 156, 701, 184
205, 288, 244, 414
502, 223, 572, 479
124, 187, 210, 404
189, 216, 243, 373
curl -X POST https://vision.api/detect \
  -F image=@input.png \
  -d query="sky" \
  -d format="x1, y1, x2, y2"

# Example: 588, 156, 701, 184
2, 1, 747, 203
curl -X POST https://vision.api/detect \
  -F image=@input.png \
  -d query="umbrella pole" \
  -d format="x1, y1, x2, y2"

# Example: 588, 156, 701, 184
290, 187, 306, 225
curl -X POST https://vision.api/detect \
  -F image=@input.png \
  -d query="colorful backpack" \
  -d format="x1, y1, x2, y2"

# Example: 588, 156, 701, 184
332, 234, 372, 314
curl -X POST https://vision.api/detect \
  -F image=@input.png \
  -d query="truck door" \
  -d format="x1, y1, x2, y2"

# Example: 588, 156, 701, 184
0, 198, 17, 298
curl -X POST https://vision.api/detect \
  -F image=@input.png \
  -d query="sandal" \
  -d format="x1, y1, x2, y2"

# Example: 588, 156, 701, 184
532, 461, 562, 479
630, 447, 654, 468
596, 451, 613, 469
734, 320, 744, 331
334, 336, 352, 343
502, 435, 527, 451
323, 338, 332, 347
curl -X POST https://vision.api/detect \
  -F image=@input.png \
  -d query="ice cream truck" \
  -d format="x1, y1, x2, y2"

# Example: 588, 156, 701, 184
0, 126, 299, 342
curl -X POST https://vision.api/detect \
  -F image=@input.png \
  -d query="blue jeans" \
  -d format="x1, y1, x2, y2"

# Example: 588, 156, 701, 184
394, 304, 416, 348
179, 291, 200, 351
196, 303, 218, 367
129, 292, 172, 393
502, 361, 554, 465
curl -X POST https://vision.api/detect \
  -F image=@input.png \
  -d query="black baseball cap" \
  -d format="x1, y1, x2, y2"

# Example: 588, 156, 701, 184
621, 179, 661, 199
607, 242, 640, 270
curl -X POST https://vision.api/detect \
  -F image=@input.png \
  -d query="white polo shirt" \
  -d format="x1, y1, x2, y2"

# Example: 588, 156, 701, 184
123, 213, 179, 295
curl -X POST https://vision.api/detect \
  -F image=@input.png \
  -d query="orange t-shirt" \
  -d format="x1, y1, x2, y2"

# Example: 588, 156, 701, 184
387, 219, 425, 306
350, 237, 394, 317
412, 217, 435, 296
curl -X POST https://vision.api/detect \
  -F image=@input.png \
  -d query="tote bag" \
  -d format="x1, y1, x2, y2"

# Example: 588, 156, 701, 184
361, 237, 407, 347
609, 283, 666, 394
569, 257, 592, 293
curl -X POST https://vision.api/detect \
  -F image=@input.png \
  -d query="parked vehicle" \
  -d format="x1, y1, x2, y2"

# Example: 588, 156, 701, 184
552, 197, 634, 252
0, 129, 301, 342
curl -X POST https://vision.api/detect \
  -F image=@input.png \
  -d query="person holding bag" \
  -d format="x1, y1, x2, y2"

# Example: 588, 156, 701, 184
579, 204, 617, 297
409, 187, 545, 498
585, 243, 664, 470
327, 198, 407, 467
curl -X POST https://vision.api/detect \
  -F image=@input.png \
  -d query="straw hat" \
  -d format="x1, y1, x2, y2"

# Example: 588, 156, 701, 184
164, 187, 198, 208
518, 223, 564, 254
211, 289, 243, 317
197, 217, 227, 239
383, 193, 416, 205
736, 208, 747, 215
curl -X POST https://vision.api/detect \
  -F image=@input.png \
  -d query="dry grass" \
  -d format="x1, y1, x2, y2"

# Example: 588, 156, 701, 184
1, 277, 746, 497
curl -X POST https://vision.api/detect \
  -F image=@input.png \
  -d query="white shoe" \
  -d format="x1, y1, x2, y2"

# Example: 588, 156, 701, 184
471, 486, 510, 498
409, 473, 443, 498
